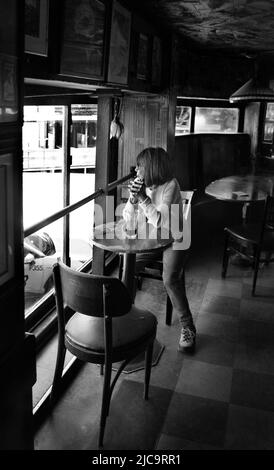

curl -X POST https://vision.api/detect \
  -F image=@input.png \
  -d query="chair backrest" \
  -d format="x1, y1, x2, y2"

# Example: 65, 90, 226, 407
263, 195, 274, 231
177, 190, 194, 250
53, 262, 132, 318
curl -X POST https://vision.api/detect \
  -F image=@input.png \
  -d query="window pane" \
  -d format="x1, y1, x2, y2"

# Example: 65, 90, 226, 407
70, 203, 94, 270
264, 103, 274, 141
23, 105, 65, 315
24, 222, 63, 315
23, 106, 65, 226
194, 107, 239, 133
71, 104, 97, 170
175, 106, 191, 135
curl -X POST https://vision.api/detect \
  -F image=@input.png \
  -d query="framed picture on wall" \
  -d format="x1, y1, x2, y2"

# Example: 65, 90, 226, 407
60, 0, 106, 80
0, 54, 18, 123
107, 0, 131, 85
0, 153, 14, 286
25, 0, 49, 56
152, 36, 162, 86
137, 33, 149, 80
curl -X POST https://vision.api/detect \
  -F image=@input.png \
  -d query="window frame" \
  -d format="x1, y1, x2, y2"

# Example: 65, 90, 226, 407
23, 96, 98, 333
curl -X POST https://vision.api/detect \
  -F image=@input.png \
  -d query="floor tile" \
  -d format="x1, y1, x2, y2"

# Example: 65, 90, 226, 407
191, 334, 235, 367
195, 312, 239, 342
200, 294, 240, 317
176, 359, 232, 402
96, 381, 173, 450
163, 392, 228, 447
242, 283, 274, 303
234, 341, 274, 376
231, 369, 274, 412
206, 279, 243, 299
156, 433, 220, 450
225, 404, 274, 450
240, 298, 274, 323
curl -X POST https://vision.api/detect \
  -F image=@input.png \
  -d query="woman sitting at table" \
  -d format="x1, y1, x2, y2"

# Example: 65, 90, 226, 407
123, 147, 196, 351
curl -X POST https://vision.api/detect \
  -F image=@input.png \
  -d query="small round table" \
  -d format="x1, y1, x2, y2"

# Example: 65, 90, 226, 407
91, 219, 173, 302
91, 219, 173, 373
205, 174, 274, 266
205, 174, 273, 221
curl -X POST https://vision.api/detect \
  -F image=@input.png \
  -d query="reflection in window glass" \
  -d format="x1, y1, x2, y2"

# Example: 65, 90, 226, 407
194, 107, 239, 133
24, 222, 63, 316
175, 106, 191, 135
264, 103, 274, 141
71, 104, 97, 168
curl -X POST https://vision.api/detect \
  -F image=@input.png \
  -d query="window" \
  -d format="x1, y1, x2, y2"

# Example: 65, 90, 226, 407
195, 107, 239, 133
175, 106, 191, 135
263, 103, 274, 142
23, 104, 97, 316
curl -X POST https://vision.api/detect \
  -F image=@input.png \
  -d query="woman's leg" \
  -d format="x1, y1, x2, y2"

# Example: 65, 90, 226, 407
162, 246, 195, 331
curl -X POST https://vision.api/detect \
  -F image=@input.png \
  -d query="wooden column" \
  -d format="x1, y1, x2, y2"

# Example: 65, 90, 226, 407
92, 93, 113, 274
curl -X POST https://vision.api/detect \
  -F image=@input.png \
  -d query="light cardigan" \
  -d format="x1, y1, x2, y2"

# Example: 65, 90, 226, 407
123, 178, 184, 242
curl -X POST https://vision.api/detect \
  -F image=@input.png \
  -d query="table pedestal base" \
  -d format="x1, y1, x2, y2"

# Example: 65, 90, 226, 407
112, 339, 165, 374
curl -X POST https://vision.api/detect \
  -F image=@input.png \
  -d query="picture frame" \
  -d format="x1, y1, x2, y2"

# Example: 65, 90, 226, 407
107, 0, 131, 85
60, 0, 106, 80
137, 33, 149, 80
0, 54, 18, 123
25, 0, 49, 57
152, 36, 162, 86
0, 153, 14, 286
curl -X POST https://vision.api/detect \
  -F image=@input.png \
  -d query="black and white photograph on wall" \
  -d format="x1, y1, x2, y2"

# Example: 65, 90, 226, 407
107, 0, 131, 85
137, 33, 148, 80
25, 0, 49, 56
60, 0, 106, 79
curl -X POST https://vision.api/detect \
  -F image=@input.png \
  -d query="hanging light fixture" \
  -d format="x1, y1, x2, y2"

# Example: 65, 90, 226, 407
229, 77, 274, 103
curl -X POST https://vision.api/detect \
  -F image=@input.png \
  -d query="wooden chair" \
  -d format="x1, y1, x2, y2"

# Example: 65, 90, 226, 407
119, 190, 194, 325
51, 261, 157, 448
222, 195, 274, 295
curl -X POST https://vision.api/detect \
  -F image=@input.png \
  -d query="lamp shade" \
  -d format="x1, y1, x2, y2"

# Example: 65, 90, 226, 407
229, 78, 274, 103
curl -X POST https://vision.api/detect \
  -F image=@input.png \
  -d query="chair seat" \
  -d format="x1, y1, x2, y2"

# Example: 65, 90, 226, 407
225, 224, 274, 249
65, 306, 157, 355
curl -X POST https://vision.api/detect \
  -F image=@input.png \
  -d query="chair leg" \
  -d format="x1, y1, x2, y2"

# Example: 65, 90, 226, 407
100, 364, 104, 375
98, 359, 112, 449
222, 232, 230, 278
165, 295, 173, 326
144, 340, 154, 400
51, 341, 66, 404
252, 249, 261, 296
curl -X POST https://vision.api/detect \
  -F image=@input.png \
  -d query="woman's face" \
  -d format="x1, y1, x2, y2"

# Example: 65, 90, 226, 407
135, 162, 145, 180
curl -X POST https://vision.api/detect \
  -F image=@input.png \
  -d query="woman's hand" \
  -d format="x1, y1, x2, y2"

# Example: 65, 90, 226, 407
128, 177, 146, 202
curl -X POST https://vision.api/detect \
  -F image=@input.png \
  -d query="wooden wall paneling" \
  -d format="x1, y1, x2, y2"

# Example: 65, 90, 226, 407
92, 93, 113, 275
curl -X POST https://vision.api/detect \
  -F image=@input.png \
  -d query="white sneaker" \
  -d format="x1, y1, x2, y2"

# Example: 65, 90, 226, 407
179, 327, 196, 351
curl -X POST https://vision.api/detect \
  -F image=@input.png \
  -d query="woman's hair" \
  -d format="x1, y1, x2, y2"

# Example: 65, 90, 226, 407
136, 147, 174, 187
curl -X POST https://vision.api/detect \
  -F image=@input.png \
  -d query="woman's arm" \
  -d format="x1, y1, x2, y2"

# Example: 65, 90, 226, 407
139, 179, 180, 229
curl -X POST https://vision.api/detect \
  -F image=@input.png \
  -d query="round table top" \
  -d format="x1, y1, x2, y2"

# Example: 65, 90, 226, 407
205, 174, 274, 202
91, 219, 173, 254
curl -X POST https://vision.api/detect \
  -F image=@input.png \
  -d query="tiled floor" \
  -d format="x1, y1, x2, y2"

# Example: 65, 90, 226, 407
34, 234, 274, 450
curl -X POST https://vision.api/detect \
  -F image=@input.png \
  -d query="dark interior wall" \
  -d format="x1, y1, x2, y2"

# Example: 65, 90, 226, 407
174, 133, 251, 190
